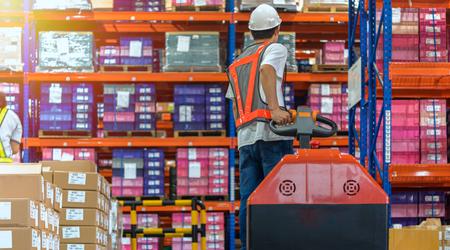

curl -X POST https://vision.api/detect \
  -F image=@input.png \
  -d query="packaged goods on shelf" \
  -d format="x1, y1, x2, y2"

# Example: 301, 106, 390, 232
172, 212, 225, 250
243, 32, 298, 72
308, 84, 343, 131
143, 149, 165, 196
205, 84, 226, 131
99, 46, 120, 66
419, 99, 448, 164
42, 148, 96, 161
176, 148, 228, 196
0, 28, 22, 72
303, 0, 347, 7
112, 149, 145, 197
391, 192, 419, 222
174, 84, 206, 131
321, 41, 346, 65
135, 84, 157, 131
40, 83, 73, 131
103, 84, 136, 131
239, 0, 300, 12
377, 100, 420, 164
120, 37, 153, 66
73, 83, 94, 131
0, 82, 20, 112
164, 32, 221, 72
122, 214, 160, 250
37, 31, 94, 73
114, 0, 164, 12
33, 0, 92, 9
419, 8, 447, 62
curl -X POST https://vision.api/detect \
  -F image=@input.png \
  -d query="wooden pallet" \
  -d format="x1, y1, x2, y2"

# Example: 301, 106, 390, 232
103, 130, 164, 137
303, 5, 348, 13
99, 65, 152, 72
174, 130, 226, 137
164, 65, 222, 73
312, 64, 348, 72
39, 130, 92, 138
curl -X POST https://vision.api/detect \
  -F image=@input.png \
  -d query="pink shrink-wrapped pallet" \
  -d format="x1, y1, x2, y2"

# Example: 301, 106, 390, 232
391, 204, 419, 218
43, 147, 96, 161
419, 8, 448, 62
418, 203, 445, 218
419, 99, 447, 164
308, 84, 343, 131
321, 41, 345, 65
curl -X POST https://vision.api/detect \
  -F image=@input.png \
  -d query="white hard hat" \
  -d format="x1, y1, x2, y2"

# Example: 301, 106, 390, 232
248, 4, 282, 31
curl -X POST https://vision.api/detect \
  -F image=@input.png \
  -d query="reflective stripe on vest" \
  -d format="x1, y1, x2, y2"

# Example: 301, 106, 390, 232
227, 41, 273, 129
0, 108, 12, 163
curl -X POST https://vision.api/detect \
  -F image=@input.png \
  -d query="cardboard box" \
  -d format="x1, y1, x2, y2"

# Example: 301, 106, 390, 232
0, 174, 45, 202
54, 171, 102, 192
54, 186, 63, 212
48, 208, 60, 235
39, 203, 48, 230
60, 226, 104, 245
40, 160, 97, 173
60, 208, 102, 228
389, 227, 439, 250
42, 167, 53, 183
45, 181, 55, 208
61, 244, 106, 250
62, 190, 102, 210
0, 163, 42, 174
0, 199, 39, 228
0, 227, 41, 250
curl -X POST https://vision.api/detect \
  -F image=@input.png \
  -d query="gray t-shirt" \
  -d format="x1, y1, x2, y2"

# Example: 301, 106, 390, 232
226, 43, 294, 149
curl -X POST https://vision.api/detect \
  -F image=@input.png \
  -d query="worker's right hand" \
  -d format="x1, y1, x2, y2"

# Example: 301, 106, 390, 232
270, 108, 292, 125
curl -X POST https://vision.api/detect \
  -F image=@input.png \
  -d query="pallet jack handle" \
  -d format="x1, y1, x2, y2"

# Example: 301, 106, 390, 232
269, 106, 338, 149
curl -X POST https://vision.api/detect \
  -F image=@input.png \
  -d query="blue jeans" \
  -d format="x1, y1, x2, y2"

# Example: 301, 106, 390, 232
239, 140, 294, 250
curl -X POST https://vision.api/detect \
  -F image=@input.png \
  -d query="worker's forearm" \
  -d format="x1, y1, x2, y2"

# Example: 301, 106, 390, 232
260, 66, 279, 110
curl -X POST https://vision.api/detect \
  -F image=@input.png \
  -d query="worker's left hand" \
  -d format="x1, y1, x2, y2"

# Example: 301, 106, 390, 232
270, 108, 292, 125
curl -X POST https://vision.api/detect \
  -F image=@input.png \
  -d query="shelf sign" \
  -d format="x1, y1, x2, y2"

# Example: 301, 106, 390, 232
348, 58, 362, 109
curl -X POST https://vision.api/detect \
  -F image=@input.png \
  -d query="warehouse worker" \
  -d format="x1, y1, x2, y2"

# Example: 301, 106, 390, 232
226, 4, 294, 250
0, 91, 22, 163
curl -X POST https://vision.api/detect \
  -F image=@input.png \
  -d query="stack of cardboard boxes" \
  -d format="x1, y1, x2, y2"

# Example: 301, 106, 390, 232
0, 163, 62, 249
41, 161, 111, 250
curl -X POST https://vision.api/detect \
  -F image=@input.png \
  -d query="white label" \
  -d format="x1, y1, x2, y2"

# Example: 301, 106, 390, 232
49, 85, 62, 104
426, 13, 441, 21
52, 148, 62, 160
427, 142, 442, 149
129, 41, 143, 58
426, 129, 441, 136
320, 84, 330, 96
68, 191, 86, 203
124, 163, 137, 179
46, 183, 54, 205
427, 154, 442, 161
321, 97, 333, 114
61, 152, 74, 161
66, 209, 84, 221
62, 227, 80, 239
385, 110, 392, 163
57, 38, 70, 54
177, 36, 190, 52
188, 148, 197, 160
392, 8, 401, 23
68, 172, 87, 185
426, 26, 441, 33
0, 202, 11, 220
426, 38, 441, 45
426, 105, 441, 112
116, 91, 130, 109
32, 229, 39, 248
188, 162, 201, 178
68, 244, 85, 250
426, 118, 442, 126
194, 0, 206, 6
0, 231, 12, 248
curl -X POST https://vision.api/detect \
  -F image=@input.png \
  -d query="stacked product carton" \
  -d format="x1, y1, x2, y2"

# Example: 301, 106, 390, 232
40, 83, 73, 131
42, 148, 96, 162
72, 84, 94, 131
419, 8, 447, 62
419, 99, 447, 164
143, 149, 165, 197
239, 0, 300, 12
0, 83, 20, 112
112, 149, 144, 197
103, 84, 136, 131
308, 84, 343, 131
321, 41, 346, 65
120, 37, 153, 66
99, 46, 121, 66
122, 214, 160, 250
0, 27, 22, 72
134, 84, 157, 131
174, 84, 206, 131
40, 160, 111, 250
0, 163, 62, 250
205, 84, 226, 131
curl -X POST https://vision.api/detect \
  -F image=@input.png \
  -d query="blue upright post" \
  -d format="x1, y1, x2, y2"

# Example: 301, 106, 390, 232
227, 1, 236, 249
367, 0, 377, 178
359, 0, 368, 167
22, 0, 31, 163
347, 0, 356, 156
382, 0, 392, 227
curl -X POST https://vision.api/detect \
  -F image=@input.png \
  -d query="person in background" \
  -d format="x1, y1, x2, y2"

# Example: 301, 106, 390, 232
226, 4, 294, 250
0, 91, 22, 162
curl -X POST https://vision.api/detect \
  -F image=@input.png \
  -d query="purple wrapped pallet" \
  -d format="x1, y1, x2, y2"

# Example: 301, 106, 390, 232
103, 122, 135, 131
206, 122, 226, 130
104, 104, 135, 113
99, 56, 120, 65
120, 37, 153, 65
391, 192, 418, 204
40, 104, 72, 113
174, 95, 205, 105
120, 57, 153, 65
174, 84, 205, 95
136, 83, 156, 96
144, 168, 164, 178
145, 148, 164, 159
175, 104, 206, 114
41, 83, 72, 94
113, 148, 144, 159
135, 5, 163, 11
173, 113, 205, 123
174, 122, 205, 131
420, 191, 445, 203
40, 121, 72, 130
40, 113, 72, 121
135, 121, 156, 130
120, 37, 153, 47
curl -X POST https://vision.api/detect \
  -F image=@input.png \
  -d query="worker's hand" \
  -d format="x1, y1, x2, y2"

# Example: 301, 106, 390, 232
270, 108, 292, 125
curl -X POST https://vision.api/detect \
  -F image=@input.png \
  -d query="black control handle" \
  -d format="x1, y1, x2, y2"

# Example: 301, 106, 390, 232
269, 120, 297, 137
313, 114, 338, 137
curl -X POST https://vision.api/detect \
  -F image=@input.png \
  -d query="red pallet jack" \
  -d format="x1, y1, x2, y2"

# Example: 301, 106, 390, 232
247, 106, 389, 250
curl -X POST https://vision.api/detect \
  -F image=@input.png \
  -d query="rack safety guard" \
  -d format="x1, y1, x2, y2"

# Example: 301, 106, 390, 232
119, 198, 207, 250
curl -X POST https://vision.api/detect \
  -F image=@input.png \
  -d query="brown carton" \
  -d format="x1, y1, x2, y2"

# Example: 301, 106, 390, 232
48, 208, 60, 235
41, 230, 51, 250
0, 174, 45, 202
389, 228, 439, 250
54, 171, 102, 192
0, 227, 41, 250
60, 226, 104, 245
60, 208, 102, 228
42, 167, 53, 183
44, 181, 55, 208
40, 160, 97, 173
61, 244, 106, 250
63, 190, 102, 210
0, 163, 42, 174
54, 186, 63, 212
0, 199, 39, 228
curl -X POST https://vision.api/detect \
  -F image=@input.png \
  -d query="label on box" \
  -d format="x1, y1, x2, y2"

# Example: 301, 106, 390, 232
0, 202, 11, 220
427, 142, 442, 149
30, 201, 38, 227
213, 160, 225, 167
213, 178, 225, 184
426, 117, 442, 126
426, 51, 441, 57
52, 148, 62, 160
426, 38, 441, 45
177, 36, 190, 52
213, 169, 225, 175
40, 203, 48, 228
211, 150, 225, 158
188, 148, 197, 160
426, 129, 441, 136
427, 154, 442, 161
68, 191, 86, 203
63, 227, 80, 239
425, 13, 441, 21
42, 231, 48, 249
321, 97, 333, 114
57, 37, 70, 54
194, 0, 206, 6
426, 26, 441, 33
129, 41, 143, 58
46, 183, 54, 205
55, 188, 62, 208
116, 91, 130, 109
32, 229, 39, 248
66, 209, 84, 221
49, 84, 62, 104
392, 8, 401, 23
444, 228, 450, 240
188, 162, 201, 178
0, 231, 12, 248
210, 106, 222, 112
68, 172, 87, 185
426, 105, 441, 112
61, 152, 74, 161
124, 163, 137, 179
320, 84, 330, 96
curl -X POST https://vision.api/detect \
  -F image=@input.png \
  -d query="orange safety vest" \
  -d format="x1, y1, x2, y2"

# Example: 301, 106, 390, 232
227, 41, 285, 129
0, 107, 12, 163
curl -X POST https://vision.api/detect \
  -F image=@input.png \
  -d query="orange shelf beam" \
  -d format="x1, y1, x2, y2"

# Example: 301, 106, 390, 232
23, 137, 233, 148
122, 201, 233, 213
287, 72, 347, 83
233, 12, 348, 23
377, 0, 450, 8
0, 72, 23, 80
390, 164, 450, 188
